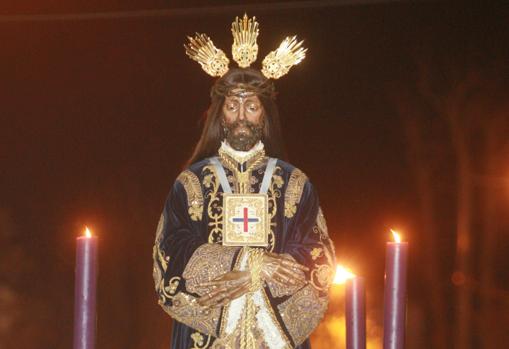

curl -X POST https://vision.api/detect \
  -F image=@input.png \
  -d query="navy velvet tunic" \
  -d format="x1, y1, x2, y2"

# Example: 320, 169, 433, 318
153, 155, 335, 349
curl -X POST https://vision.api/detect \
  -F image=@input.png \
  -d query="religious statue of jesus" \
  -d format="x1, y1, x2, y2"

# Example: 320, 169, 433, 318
153, 14, 335, 349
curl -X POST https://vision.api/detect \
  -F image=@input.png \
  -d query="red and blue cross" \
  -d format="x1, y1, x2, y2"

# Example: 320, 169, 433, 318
232, 207, 260, 233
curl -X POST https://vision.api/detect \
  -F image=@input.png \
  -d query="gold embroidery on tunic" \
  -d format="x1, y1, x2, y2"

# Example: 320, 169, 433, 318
310, 264, 334, 291
153, 260, 163, 295
213, 318, 270, 349
309, 207, 335, 291
216, 152, 278, 250
156, 272, 220, 336
153, 214, 221, 336
218, 150, 266, 194
216, 250, 282, 349
153, 214, 171, 301
284, 168, 308, 218
203, 165, 224, 244
218, 146, 265, 173
316, 207, 329, 239
219, 248, 265, 349
277, 284, 328, 346
177, 170, 204, 221
216, 284, 292, 348
266, 166, 284, 251
315, 208, 335, 264
311, 247, 323, 261
260, 288, 293, 348
226, 173, 261, 194
184, 244, 238, 295
163, 291, 221, 336
153, 214, 168, 274
218, 246, 247, 339
191, 332, 212, 349
162, 276, 181, 299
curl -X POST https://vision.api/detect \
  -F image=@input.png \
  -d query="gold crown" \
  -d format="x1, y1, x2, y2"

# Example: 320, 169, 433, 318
184, 14, 306, 79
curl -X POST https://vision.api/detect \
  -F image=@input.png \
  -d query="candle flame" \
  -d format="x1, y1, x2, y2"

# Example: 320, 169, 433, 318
84, 227, 92, 238
390, 229, 401, 243
333, 265, 356, 284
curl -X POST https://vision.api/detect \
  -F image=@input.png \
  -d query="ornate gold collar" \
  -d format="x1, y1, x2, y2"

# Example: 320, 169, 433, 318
218, 141, 265, 171
218, 142, 266, 194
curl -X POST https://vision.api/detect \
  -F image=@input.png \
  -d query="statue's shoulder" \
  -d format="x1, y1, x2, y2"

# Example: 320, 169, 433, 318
170, 160, 206, 192
176, 158, 211, 182
274, 159, 309, 183
170, 160, 210, 221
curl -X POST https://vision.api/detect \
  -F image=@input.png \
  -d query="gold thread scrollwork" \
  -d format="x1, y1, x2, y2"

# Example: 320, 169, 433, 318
183, 243, 238, 295
310, 264, 334, 292
310, 247, 323, 261
191, 332, 212, 349
316, 207, 330, 241
260, 288, 293, 348
277, 284, 328, 346
203, 165, 223, 244
177, 170, 204, 221
153, 214, 168, 275
153, 214, 171, 295
309, 207, 335, 292
152, 214, 221, 336
218, 148, 265, 194
284, 169, 308, 218
267, 166, 284, 251
157, 273, 221, 336
162, 276, 181, 299
162, 291, 221, 336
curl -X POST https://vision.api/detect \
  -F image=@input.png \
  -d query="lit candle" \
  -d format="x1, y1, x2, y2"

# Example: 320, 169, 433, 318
74, 227, 98, 349
383, 230, 408, 349
334, 265, 366, 349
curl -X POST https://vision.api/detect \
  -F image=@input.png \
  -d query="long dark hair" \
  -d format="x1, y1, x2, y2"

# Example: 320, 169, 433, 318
186, 68, 287, 166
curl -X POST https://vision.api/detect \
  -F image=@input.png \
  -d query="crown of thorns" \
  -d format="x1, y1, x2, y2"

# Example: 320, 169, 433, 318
184, 14, 307, 80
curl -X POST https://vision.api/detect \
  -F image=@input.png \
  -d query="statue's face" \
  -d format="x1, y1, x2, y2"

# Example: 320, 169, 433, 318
222, 92, 264, 151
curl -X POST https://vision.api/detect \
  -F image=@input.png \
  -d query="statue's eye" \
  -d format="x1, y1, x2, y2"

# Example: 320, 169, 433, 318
226, 103, 239, 112
247, 103, 260, 113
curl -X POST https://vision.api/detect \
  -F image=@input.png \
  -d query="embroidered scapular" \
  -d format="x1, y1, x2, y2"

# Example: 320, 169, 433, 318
177, 170, 204, 221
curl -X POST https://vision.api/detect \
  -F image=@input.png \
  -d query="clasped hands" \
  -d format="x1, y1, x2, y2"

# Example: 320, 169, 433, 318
197, 252, 308, 307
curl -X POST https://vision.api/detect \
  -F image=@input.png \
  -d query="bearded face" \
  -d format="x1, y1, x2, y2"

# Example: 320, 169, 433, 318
222, 92, 264, 151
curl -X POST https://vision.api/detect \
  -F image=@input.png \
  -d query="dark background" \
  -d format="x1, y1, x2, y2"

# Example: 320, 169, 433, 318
1, 1, 508, 348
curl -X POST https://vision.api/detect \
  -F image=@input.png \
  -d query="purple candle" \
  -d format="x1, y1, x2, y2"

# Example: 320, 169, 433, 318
345, 276, 366, 349
73, 227, 98, 349
383, 230, 408, 349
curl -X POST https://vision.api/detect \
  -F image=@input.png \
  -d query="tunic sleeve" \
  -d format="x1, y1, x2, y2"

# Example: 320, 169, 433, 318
152, 173, 240, 337
276, 179, 336, 347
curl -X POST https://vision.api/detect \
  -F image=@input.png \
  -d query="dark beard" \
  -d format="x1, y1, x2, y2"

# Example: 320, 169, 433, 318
224, 119, 263, 151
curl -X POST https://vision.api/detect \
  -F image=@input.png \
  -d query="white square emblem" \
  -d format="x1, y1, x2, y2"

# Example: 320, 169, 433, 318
222, 193, 269, 247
